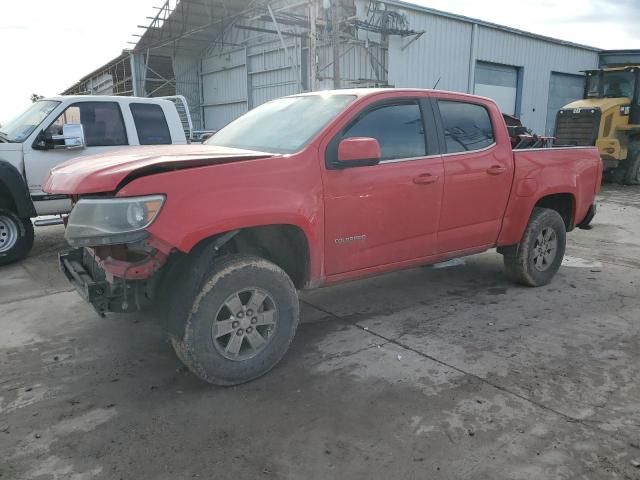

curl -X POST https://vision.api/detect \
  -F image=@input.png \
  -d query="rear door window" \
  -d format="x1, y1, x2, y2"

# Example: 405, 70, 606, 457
130, 103, 172, 145
438, 101, 495, 154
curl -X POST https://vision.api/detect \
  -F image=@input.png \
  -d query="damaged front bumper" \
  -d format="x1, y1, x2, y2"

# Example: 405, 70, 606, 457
59, 248, 159, 316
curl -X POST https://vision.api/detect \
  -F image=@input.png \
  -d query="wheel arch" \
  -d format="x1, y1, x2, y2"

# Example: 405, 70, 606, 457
204, 224, 311, 290
533, 193, 576, 231
156, 224, 310, 340
0, 161, 36, 218
497, 191, 576, 253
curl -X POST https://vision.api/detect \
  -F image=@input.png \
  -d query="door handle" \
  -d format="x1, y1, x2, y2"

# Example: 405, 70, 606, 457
487, 165, 507, 176
413, 173, 439, 185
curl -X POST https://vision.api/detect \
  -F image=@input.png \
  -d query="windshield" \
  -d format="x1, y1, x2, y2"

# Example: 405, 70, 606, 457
0, 100, 60, 143
206, 94, 357, 154
587, 71, 636, 99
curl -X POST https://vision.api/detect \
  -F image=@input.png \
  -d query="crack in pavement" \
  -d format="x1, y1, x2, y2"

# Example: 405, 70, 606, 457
301, 300, 633, 447
307, 341, 391, 368
0, 288, 75, 307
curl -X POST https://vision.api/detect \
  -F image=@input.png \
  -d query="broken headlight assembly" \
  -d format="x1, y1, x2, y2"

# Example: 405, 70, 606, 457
64, 195, 165, 248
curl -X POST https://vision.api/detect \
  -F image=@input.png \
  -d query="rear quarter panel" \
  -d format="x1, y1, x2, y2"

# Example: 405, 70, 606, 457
498, 147, 601, 246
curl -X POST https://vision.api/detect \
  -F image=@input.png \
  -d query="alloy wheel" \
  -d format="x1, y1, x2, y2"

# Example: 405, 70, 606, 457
532, 227, 558, 272
212, 288, 278, 361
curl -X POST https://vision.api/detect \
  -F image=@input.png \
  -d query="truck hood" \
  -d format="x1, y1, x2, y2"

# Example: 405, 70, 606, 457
44, 145, 275, 194
0, 142, 23, 152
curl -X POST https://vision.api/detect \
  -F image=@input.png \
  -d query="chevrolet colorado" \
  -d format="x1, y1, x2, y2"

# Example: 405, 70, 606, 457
44, 89, 602, 385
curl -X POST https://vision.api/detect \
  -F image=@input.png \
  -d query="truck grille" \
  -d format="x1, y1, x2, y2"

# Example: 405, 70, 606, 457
554, 108, 601, 147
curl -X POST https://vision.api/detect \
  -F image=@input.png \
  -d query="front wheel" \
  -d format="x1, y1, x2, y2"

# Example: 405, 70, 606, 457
170, 254, 299, 386
503, 208, 567, 287
0, 209, 34, 266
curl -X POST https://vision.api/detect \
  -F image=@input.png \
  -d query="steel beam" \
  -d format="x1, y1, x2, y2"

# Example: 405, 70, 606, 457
267, 3, 304, 92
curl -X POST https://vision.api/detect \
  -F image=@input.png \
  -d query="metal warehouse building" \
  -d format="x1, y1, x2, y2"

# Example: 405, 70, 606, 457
63, 0, 601, 136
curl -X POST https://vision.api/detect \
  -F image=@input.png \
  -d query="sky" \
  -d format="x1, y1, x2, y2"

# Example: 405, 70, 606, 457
1, 0, 639, 124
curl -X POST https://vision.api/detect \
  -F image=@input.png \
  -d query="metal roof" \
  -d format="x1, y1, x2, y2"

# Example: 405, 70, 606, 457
62, 51, 131, 95
133, 0, 263, 56
44, 95, 174, 104
131, 0, 602, 57
384, 0, 602, 52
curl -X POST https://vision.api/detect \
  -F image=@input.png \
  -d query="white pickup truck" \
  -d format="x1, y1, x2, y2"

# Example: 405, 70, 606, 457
0, 95, 192, 265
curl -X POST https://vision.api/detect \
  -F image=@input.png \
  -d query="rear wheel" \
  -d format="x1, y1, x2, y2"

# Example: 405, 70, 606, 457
623, 146, 640, 185
0, 209, 34, 266
503, 208, 566, 287
606, 164, 627, 185
170, 254, 299, 386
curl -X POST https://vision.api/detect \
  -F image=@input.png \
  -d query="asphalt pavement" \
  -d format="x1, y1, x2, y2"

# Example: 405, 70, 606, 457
1, 185, 639, 480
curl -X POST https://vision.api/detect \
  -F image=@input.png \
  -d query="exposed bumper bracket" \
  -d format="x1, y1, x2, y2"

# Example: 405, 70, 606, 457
59, 249, 151, 316
60, 250, 111, 316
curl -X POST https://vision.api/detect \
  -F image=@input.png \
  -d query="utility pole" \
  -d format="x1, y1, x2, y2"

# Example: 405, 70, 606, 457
331, 0, 341, 89
309, 0, 317, 91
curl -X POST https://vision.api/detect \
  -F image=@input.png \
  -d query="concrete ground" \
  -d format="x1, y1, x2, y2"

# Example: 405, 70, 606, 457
1, 185, 639, 480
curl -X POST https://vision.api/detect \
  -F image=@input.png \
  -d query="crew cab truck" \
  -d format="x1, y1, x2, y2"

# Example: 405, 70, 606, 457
0, 95, 188, 265
44, 89, 602, 386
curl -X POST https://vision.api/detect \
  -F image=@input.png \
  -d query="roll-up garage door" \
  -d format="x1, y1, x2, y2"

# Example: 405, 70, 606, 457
475, 62, 519, 116
546, 72, 585, 135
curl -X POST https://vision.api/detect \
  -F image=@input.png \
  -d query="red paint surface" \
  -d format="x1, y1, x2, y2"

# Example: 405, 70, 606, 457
44, 89, 601, 286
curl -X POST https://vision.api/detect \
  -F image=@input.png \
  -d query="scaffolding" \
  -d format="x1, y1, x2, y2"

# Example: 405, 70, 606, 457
62, 0, 425, 128
130, 0, 423, 90
63, 53, 134, 96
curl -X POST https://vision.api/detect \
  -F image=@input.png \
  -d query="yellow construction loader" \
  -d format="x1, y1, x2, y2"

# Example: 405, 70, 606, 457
555, 65, 640, 184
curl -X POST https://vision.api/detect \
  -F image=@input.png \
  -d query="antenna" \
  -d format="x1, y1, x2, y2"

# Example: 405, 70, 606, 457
432, 78, 441, 89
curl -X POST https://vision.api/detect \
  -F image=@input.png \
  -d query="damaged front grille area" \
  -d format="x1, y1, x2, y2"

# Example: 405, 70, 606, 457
59, 248, 156, 316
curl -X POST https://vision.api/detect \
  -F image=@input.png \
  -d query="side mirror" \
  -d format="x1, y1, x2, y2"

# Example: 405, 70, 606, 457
51, 123, 86, 150
336, 137, 381, 168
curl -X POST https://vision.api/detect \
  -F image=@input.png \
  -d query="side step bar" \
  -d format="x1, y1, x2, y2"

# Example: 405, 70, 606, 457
34, 217, 64, 227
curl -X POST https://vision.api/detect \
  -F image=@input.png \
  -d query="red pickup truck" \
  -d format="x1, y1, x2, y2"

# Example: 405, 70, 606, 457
45, 89, 601, 385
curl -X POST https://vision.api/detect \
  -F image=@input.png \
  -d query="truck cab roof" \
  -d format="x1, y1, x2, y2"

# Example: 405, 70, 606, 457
584, 66, 640, 74
42, 95, 175, 105
289, 87, 499, 107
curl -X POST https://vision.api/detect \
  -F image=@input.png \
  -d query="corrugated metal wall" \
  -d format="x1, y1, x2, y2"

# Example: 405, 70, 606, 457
388, 13, 473, 93
247, 38, 304, 108
201, 48, 251, 131
174, 0, 600, 134
199, 39, 386, 130
315, 41, 388, 90
198, 19, 305, 130
475, 27, 599, 133
193, 2, 385, 131
388, 5, 600, 134
173, 55, 202, 130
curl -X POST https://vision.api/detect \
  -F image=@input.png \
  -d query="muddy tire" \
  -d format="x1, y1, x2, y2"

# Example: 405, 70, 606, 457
170, 254, 299, 386
605, 164, 626, 185
503, 208, 566, 287
623, 146, 640, 185
0, 209, 34, 266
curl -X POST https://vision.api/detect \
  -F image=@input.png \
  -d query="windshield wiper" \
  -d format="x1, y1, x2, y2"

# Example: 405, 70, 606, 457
0, 131, 11, 143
